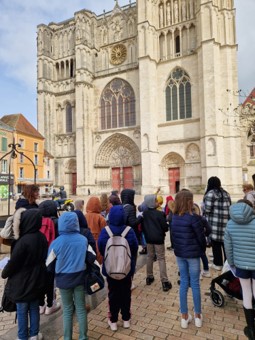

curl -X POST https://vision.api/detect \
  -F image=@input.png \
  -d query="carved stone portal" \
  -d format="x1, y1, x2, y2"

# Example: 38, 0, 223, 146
95, 133, 141, 167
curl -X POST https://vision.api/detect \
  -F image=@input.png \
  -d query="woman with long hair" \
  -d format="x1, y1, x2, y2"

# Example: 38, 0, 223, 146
171, 190, 206, 329
203, 176, 231, 271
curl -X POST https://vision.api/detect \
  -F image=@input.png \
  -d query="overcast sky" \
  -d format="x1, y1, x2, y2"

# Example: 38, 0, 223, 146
0, 0, 254, 128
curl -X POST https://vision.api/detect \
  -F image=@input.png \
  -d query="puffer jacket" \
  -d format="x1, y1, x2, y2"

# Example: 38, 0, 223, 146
171, 213, 206, 258
121, 189, 142, 240
46, 212, 88, 289
2, 209, 48, 302
142, 194, 168, 244
98, 205, 138, 278
224, 202, 255, 270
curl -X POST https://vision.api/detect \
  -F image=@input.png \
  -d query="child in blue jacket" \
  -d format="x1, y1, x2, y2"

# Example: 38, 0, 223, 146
98, 205, 138, 332
46, 212, 88, 340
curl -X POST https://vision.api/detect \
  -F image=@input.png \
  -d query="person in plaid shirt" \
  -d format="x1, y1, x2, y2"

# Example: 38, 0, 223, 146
203, 177, 231, 270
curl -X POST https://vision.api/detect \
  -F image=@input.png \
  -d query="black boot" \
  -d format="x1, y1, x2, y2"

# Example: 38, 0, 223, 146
243, 307, 255, 340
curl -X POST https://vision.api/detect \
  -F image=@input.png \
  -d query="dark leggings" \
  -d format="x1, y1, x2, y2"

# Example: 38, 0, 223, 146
211, 240, 226, 266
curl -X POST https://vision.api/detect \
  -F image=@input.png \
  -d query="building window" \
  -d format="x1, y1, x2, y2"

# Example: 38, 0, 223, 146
35, 169, 38, 179
34, 155, 38, 165
34, 143, 38, 152
47, 170, 50, 179
19, 139, 24, 148
66, 103, 73, 133
20, 153, 24, 163
250, 145, 255, 158
166, 68, 192, 121
19, 168, 24, 178
100, 78, 136, 130
1, 160, 7, 173
1, 137, 7, 152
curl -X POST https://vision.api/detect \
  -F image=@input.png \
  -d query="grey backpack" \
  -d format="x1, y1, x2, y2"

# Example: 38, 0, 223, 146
104, 226, 131, 280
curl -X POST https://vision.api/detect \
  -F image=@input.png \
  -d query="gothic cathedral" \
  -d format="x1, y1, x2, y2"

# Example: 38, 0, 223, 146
37, 0, 242, 195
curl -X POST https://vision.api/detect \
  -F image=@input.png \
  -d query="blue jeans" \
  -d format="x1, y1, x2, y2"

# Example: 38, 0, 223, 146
60, 285, 88, 340
16, 300, 40, 340
176, 257, 201, 314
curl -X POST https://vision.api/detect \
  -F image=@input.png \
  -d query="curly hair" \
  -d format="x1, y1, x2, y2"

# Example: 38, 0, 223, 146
23, 185, 39, 204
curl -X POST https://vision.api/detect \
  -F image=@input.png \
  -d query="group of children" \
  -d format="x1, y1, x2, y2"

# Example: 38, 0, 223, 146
0, 185, 224, 338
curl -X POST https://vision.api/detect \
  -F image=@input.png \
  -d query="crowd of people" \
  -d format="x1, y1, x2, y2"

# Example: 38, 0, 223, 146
1, 177, 255, 339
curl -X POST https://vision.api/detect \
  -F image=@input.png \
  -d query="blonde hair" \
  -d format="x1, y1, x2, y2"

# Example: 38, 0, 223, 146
157, 195, 163, 206
192, 203, 201, 216
74, 199, 84, 211
168, 200, 175, 212
100, 193, 109, 212
173, 190, 193, 216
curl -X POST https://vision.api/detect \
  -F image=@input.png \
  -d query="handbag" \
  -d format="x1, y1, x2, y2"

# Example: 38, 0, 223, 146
84, 262, 105, 295
0, 282, 16, 313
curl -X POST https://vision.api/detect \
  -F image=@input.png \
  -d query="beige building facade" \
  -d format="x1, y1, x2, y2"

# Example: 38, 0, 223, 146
37, 0, 243, 196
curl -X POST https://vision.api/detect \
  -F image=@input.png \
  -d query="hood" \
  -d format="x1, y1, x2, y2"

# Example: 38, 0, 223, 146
166, 195, 174, 203
58, 212, 80, 235
38, 200, 58, 217
86, 197, 102, 214
74, 210, 88, 229
15, 197, 30, 209
19, 209, 42, 236
108, 205, 125, 227
229, 202, 255, 224
144, 194, 156, 209
120, 189, 135, 205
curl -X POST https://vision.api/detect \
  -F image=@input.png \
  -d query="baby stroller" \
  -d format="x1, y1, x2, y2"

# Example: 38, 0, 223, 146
210, 264, 242, 307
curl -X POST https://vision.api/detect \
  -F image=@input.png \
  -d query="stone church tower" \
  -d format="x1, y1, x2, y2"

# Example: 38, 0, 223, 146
37, 0, 242, 195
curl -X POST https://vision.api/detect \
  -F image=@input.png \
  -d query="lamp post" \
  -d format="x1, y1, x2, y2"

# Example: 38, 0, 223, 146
0, 142, 37, 215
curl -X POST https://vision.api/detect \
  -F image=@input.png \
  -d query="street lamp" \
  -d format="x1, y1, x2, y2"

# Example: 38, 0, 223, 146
0, 142, 37, 215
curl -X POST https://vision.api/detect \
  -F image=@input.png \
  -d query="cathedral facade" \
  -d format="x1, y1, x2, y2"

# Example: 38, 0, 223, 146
37, 0, 243, 196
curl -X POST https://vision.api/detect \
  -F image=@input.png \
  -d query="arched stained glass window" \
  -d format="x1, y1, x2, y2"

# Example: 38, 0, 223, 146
165, 68, 192, 121
66, 103, 72, 133
100, 78, 136, 130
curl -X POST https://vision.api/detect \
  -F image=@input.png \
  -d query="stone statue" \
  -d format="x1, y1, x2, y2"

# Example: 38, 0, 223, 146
182, 0, 186, 21
166, 2, 171, 25
174, 0, 179, 23
159, 4, 164, 27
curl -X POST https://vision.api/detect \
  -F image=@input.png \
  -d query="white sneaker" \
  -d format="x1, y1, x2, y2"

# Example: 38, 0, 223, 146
131, 282, 136, 290
181, 314, 192, 329
45, 302, 61, 315
209, 264, 222, 271
108, 319, 117, 331
201, 270, 211, 278
194, 314, 203, 327
123, 320, 130, 328
39, 304, 46, 315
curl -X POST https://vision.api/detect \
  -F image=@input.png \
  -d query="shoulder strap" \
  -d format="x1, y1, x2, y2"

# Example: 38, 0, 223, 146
121, 226, 131, 238
105, 226, 113, 237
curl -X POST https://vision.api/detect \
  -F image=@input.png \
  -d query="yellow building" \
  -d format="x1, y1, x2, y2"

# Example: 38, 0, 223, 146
0, 114, 51, 195
0, 121, 15, 199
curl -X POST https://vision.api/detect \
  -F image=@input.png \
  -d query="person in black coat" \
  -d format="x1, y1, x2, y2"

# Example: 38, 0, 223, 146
142, 194, 172, 292
38, 200, 61, 316
2, 209, 48, 340
120, 189, 143, 243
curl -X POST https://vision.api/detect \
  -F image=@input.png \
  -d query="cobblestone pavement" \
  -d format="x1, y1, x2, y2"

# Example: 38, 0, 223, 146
0, 194, 247, 339
0, 241, 247, 340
